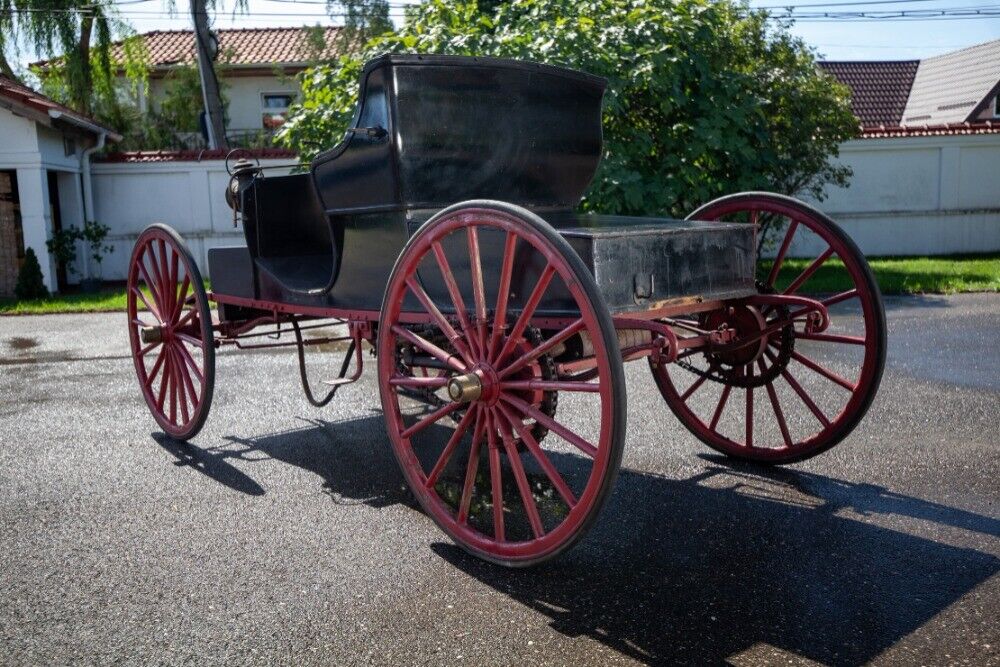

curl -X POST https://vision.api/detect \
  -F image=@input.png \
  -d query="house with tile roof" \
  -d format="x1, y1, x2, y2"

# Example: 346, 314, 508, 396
819, 38, 1000, 134
129, 27, 341, 141
810, 39, 1000, 257
36, 26, 343, 147
0, 75, 121, 296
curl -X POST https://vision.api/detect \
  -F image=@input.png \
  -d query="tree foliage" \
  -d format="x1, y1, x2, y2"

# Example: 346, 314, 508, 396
279, 0, 858, 217
0, 0, 139, 115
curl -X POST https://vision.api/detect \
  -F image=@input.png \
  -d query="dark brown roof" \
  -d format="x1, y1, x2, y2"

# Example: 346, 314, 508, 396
819, 60, 919, 127
0, 74, 120, 139
858, 121, 1000, 139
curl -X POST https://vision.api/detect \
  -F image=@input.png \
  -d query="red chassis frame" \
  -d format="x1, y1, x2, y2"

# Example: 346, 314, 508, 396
204, 289, 832, 383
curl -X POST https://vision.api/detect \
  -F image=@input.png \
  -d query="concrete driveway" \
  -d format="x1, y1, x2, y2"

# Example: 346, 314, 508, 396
1, 294, 997, 665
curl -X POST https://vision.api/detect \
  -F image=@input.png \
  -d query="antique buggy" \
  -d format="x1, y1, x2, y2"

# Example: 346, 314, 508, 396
127, 55, 886, 566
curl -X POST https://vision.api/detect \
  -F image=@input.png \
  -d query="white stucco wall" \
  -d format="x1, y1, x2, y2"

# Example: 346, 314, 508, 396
146, 73, 299, 132
803, 132, 1000, 257
88, 132, 1000, 286
0, 106, 92, 292
90, 157, 297, 280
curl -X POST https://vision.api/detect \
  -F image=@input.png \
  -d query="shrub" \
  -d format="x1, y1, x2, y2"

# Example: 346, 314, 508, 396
14, 248, 50, 300
278, 0, 858, 218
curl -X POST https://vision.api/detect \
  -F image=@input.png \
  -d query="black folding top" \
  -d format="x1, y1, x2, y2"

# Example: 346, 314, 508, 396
311, 54, 608, 213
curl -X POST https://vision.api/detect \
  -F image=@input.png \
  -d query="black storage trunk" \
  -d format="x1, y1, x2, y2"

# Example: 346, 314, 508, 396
552, 214, 757, 314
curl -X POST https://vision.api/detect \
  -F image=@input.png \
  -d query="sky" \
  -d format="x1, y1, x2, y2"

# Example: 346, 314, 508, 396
11, 0, 1000, 68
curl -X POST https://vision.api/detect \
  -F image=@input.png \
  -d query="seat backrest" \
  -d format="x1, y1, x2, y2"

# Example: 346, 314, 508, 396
310, 55, 607, 214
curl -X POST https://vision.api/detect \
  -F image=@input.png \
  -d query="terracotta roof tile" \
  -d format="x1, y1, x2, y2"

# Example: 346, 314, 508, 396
819, 60, 919, 127
858, 121, 1000, 139
118, 27, 342, 69
96, 148, 298, 163
0, 74, 120, 138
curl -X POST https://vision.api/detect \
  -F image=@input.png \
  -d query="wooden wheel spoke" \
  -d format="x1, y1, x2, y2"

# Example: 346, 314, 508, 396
174, 343, 200, 408
486, 412, 505, 542
709, 385, 732, 431
156, 350, 171, 410
500, 393, 597, 458
392, 325, 466, 373
745, 366, 754, 448
139, 341, 161, 357
145, 347, 167, 388
499, 379, 599, 393
783, 247, 834, 295
175, 332, 204, 349
175, 308, 196, 329
135, 261, 164, 321
168, 245, 179, 319
759, 358, 793, 448
131, 286, 160, 319
489, 231, 517, 360
399, 402, 463, 440
497, 403, 577, 508
405, 277, 475, 365
796, 331, 866, 346
167, 347, 178, 425
774, 356, 831, 428
457, 413, 486, 525
389, 374, 449, 389
466, 227, 489, 356
787, 287, 859, 321
791, 350, 856, 391
766, 219, 799, 287
493, 264, 556, 365
424, 406, 478, 489
175, 341, 205, 384
157, 240, 173, 317
431, 241, 480, 360
680, 374, 708, 401
497, 415, 545, 540
170, 348, 190, 424
498, 318, 584, 380
171, 274, 191, 325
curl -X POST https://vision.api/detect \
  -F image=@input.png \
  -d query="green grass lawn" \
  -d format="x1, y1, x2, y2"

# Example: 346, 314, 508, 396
2, 254, 998, 316
768, 253, 1000, 295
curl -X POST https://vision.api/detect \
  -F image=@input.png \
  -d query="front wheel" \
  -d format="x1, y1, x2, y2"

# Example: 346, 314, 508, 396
650, 192, 886, 464
377, 200, 627, 567
127, 224, 215, 441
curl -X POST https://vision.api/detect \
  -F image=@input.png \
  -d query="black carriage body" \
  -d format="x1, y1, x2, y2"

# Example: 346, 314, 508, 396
209, 54, 755, 317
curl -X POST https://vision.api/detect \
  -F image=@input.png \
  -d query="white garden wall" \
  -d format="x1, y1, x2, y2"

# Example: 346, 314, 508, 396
800, 132, 1000, 257
91, 131, 1000, 282
91, 156, 296, 280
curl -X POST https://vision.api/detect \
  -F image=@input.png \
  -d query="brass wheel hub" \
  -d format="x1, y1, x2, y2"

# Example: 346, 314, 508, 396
447, 372, 483, 403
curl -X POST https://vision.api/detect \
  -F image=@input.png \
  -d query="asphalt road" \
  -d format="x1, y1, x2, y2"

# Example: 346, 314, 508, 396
1, 294, 998, 666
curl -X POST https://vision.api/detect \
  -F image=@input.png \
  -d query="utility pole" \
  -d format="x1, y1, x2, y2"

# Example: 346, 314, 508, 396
190, 0, 227, 150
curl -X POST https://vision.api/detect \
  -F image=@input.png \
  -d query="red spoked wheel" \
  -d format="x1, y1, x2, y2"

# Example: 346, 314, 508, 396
127, 224, 215, 441
378, 200, 626, 567
650, 192, 886, 464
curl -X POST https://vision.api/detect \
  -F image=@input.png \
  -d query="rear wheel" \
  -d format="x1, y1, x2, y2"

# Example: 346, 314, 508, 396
127, 224, 215, 441
378, 201, 626, 567
650, 192, 886, 464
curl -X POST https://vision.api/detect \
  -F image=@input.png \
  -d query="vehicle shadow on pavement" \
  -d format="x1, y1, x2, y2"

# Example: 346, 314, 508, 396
156, 422, 999, 666
433, 454, 999, 666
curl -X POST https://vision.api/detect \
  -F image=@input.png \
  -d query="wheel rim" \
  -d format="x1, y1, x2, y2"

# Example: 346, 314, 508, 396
127, 227, 214, 440
378, 207, 623, 564
652, 194, 885, 462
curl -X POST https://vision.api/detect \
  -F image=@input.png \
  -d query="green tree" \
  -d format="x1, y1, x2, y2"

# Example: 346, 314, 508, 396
0, 0, 139, 116
279, 0, 858, 217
